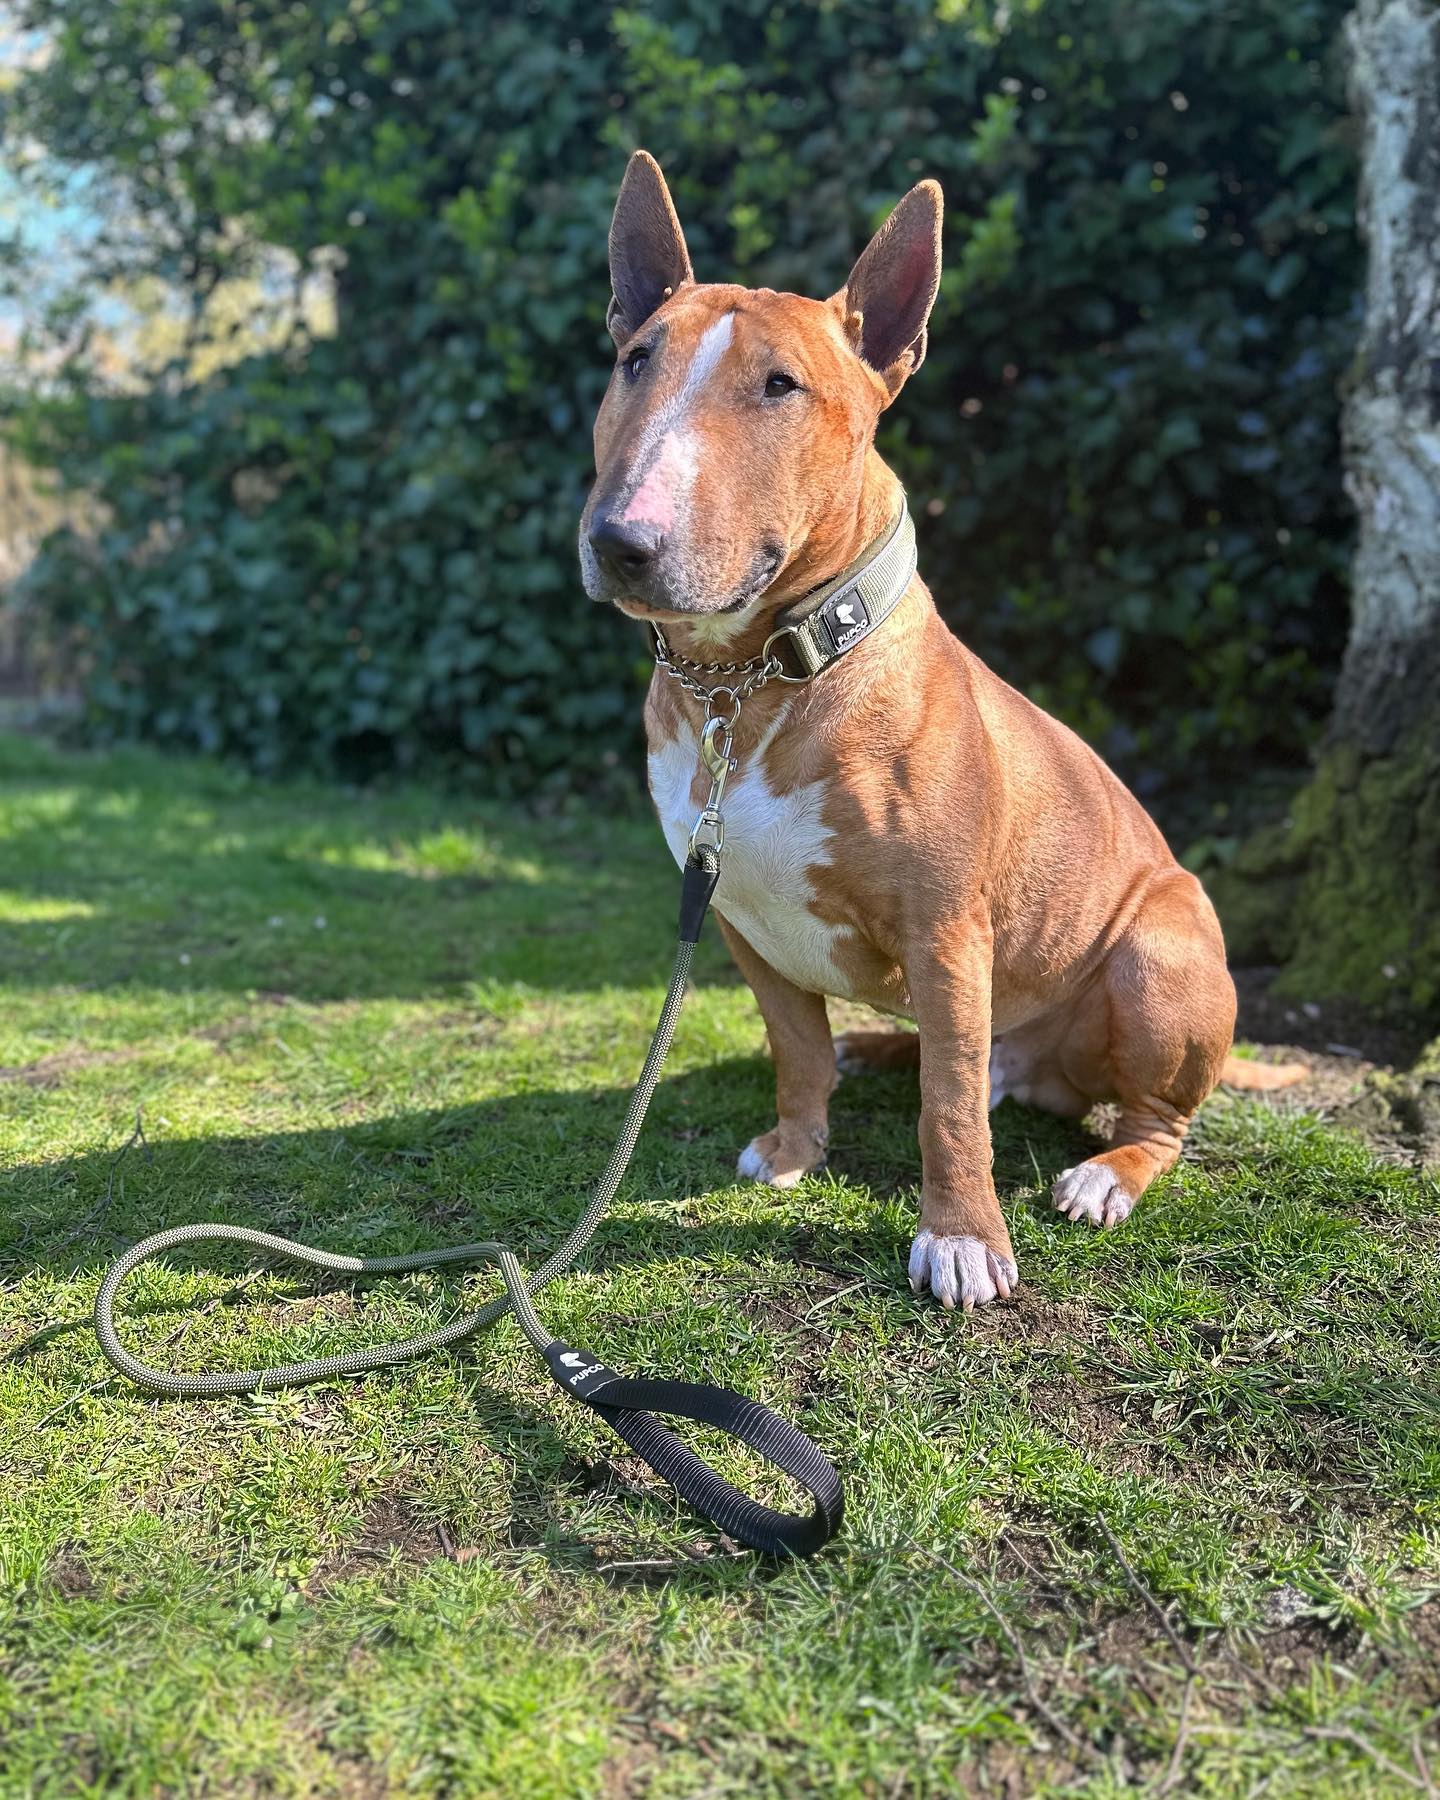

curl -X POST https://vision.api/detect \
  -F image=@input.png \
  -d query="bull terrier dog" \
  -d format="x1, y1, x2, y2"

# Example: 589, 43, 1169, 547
579, 152, 1303, 1312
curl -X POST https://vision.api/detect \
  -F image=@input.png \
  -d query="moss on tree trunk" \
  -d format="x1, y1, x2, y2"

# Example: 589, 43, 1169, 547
1214, 703, 1440, 1015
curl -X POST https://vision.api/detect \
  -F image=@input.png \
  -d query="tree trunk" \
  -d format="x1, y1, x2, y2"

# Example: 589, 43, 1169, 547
1333, 0, 1440, 750
1215, 0, 1440, 1020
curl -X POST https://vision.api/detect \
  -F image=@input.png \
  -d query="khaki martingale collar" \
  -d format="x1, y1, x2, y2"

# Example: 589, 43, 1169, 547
764, 500, 917, 681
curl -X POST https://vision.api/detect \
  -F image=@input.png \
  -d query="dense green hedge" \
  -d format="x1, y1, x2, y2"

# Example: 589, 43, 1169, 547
6, 0, 1359, 802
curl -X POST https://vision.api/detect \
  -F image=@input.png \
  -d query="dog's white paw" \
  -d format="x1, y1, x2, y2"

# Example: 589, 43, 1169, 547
1052, 1162, 1134, 1229
908, 1230, 1018, 1312
737, 1139, 775, 1182
737, 1138, 806, 1189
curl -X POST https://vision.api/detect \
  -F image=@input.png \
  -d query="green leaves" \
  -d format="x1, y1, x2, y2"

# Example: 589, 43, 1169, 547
6, 0, 1359, 801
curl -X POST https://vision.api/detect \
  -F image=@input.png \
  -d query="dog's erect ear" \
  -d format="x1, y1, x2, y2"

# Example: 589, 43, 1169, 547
832, 180, 943, 402
607, 150, 694, 346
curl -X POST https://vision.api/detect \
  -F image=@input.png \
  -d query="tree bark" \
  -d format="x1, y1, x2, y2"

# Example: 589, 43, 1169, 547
1333, 0, 1440, 750
1210, 0, 1440, 1019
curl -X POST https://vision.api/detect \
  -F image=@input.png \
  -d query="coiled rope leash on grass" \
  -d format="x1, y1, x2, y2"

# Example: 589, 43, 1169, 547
93, 848, 844, 1560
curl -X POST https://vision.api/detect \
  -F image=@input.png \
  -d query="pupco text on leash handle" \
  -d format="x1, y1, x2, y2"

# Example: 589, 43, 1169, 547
91, 850, 843, 1560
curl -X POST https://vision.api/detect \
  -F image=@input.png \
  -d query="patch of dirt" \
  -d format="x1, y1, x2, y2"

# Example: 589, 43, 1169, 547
428, 1008, 504, 1047
977, 1289, 1100, 1354
907, 1532, 1439, 1787
47, 1547, 95, 1598
958, 1745, 1080, 1799
726, 1271, 848, 1338
306, 1491, 450, 1591
0, 1047, 137, 1089
1103, 1582, 1440, 1711
1336, 1055, 1440, 1174
1227, 1041, 1375, 1117
600, 1738, 663, 1799
1231, 968, 1440, 1168
194, 1017, 265, 1052
1218, 1598, 1440, 1708
943, 1539, 1440, 1762
1389, 1594, 1440, 1700
1027, 1381, 1160, 1478
314, 1758, 391, 1800
1233, 967, 1429, 1068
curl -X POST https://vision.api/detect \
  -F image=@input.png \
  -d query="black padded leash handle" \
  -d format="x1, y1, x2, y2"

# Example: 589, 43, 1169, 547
544, 1342, 843, 1558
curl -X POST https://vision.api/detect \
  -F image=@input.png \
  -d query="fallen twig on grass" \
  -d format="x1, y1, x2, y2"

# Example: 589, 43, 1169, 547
1183, 1721, 1431, 1793
1411, 1730, 1437, 1800
904, 1533, 1093, 1761
18, 1379, 112, 1439
1093, 1512, 1207, 1796
1302, 1724, 1435, 1796
1095, 1512, 1199, 1678
1212, 1634, 1283, 1700
1155, 1673, 1197, 1796
594, 1549, 751, 1574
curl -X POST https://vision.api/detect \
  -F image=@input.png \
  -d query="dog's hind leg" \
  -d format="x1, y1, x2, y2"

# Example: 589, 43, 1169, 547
834, 1027, 920, 1075
1051, 870, 1235, 1231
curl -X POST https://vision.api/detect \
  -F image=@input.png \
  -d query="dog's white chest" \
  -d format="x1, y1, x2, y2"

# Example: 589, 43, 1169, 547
648, 724, 853, 998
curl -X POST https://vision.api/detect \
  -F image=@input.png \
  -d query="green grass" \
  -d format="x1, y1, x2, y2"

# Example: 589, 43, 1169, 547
2, 729, 1437, 1799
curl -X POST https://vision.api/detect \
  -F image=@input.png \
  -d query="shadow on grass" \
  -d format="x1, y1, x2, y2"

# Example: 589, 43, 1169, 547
2, 1065, 1094, 1569
1, 1058, 1094, 1288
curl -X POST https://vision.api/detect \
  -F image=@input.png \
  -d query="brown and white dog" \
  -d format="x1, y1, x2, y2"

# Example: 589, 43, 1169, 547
579, 152, 1302, 1311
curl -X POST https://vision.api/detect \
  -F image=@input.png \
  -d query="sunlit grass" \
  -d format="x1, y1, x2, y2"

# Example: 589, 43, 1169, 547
2, 731, 1436, 1798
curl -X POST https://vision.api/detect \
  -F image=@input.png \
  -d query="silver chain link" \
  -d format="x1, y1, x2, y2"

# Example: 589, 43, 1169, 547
651, 625, 782, 705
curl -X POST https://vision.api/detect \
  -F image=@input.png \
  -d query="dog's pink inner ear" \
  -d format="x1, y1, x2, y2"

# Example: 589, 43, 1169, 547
608, 151, 694, 344
837, 180, 943, 383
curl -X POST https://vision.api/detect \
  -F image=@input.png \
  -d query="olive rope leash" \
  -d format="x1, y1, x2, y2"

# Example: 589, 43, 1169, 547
93, 799, 842, 1558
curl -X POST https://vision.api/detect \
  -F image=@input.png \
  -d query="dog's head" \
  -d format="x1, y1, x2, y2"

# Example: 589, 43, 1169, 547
579, 152, 941, 632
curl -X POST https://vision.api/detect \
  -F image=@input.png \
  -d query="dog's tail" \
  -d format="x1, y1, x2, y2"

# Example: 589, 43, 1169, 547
1220, 1053, 1308, 1091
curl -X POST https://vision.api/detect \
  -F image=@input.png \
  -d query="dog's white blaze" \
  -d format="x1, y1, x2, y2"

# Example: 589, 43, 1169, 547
679, 310, 735, 401
620, 311, 735, 521
648, 715, 855, 999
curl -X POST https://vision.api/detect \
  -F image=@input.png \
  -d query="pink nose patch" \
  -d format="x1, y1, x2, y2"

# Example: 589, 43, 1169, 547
622, 431, 689, 534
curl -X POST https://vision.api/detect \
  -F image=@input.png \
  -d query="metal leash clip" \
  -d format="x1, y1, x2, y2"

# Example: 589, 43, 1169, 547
688, 705, 737, 861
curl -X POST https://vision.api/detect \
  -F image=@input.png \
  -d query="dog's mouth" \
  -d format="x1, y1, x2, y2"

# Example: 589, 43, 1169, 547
611, 543, 784, 624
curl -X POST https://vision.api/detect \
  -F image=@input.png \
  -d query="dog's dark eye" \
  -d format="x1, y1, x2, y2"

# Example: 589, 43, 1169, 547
764, 371, 799, 398
624, 348, 650, 381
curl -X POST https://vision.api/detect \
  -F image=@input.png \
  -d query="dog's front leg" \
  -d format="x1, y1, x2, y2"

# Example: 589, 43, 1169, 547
719, 918, 836, 1189
907, 923, 1017, 1311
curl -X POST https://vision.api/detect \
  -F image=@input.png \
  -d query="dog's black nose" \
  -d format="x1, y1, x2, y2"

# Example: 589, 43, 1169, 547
588, 513, 662, 579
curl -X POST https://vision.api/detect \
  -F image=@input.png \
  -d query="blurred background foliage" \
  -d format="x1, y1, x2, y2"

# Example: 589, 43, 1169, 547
1, 0, 1359, 811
